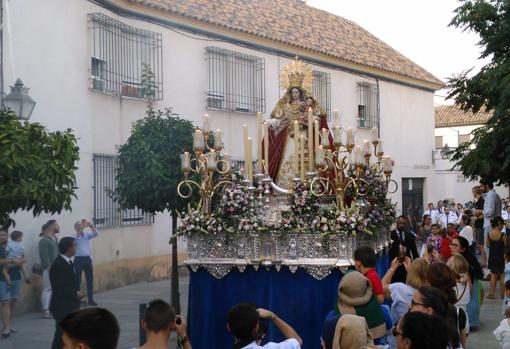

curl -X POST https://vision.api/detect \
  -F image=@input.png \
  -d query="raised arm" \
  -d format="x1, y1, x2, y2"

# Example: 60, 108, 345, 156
258, 308, 303, 346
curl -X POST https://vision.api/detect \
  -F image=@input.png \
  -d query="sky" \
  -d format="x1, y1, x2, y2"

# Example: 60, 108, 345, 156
307, 0, 489, 104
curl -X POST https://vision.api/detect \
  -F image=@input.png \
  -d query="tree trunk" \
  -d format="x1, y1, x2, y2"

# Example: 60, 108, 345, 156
170, 214, 181, 314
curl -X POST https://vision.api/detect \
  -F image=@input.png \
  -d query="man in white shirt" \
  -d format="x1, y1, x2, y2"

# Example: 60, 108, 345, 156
74, 220, 99, 306
438, 207, 458, 228
423, 203, 438, 224
228, 303, 302, 349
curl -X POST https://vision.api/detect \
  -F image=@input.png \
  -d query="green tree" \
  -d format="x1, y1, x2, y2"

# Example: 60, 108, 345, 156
447, 0, 510, 185
0, 109, 79, 228
114, 107, 195, 313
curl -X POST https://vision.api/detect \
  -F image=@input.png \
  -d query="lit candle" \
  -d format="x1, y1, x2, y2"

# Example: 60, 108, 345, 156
246, 137, 253, 182
256, 112, 263, 170
333, 109, 340, 127
263, 122, 269, 175
315, 145, 325, 166
293, 120, 299, 176
333, 126, 342, 145
346, 127, 354, 146
203, 114, 211, 133
214, 129, 222, 150
300, 135, 305, 180
362, 140, 371, 156
370, 127, 378, 142
377, 139, 384, 155
308, 108, 314, 171
181, 151, 190, 171
222, 152, 230, 171
314, 120, 319, 150
321, 128, 329, 147
193, 129, 204, 151
207, 149, 217, 170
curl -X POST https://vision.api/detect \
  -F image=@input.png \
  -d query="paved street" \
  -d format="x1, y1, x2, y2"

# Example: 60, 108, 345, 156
0, 276, 502, 348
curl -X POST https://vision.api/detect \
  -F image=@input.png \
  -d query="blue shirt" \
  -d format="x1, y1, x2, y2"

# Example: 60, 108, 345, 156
0, 245, 21, 281
75, 230, 98, 257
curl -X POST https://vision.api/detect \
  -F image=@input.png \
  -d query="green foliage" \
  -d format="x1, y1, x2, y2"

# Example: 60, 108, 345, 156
447, 0, 510, 185
114, 107, 195, 214
0, 109, 79, 228
141, 63, 156, 102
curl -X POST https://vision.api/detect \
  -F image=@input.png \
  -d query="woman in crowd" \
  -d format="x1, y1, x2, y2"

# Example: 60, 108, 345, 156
459, 214, 475, 254
417, 214, 432, 251
447, 254, 472, 334
424, 224, 442, 256
487, 216, 506, 299
394, 312, 449, 349
427, 262, 467, 348
450, 236, 484, 328
321, 314, 377, 349
382, 258, 429, 349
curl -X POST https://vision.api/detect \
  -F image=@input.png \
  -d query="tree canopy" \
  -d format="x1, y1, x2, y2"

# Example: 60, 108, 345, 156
447, 0, 510, 185
114, 107, 195, 214
0, 109, 79, 228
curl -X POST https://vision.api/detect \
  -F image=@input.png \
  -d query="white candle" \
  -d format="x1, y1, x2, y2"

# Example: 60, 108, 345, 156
321, 128, 329, 147
362, 140, 371, 156
222, 152, 230, 171
207, 149, 217, 170
315, 145, 325, 166
370, 127, 378, 142
214, 129, 222, 150
203, 114, 211, 133
346, 127, 354, 146
307, 108, 314, 171
263, 122, 269, 175
294, 120, 299, 176
300, 135, 305, 180
314, 120, 319, 150
333, 109, 340, 127
256, 112, 262, 170
243, 124, 248, 171
246, 137, 253, 182
383, 156, 393, 172
377, 139, 384, 155
333, 126, 342, 145
193, 129, 204, 151
353, 146, 363, 165
181, 151, 191, 171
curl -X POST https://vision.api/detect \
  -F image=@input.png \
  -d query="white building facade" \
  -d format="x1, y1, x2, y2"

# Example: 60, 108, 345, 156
3, 0, 443, 311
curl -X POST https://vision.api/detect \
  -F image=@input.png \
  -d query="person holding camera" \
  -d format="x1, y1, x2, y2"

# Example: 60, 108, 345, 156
74, 220, 99, 306
228, 303, 302, 349
389, 216, 419, 283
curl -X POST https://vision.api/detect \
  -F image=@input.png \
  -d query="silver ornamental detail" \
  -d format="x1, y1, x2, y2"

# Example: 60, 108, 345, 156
183, 230, 390, 280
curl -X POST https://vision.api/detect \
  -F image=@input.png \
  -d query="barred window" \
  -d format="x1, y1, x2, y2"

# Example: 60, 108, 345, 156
206, 47, 265, 113
93, 154, 153, 228
357, 82, 379, 128
88, 13, 163, 99
435, 136, 444, 148
312, 70, 331, 121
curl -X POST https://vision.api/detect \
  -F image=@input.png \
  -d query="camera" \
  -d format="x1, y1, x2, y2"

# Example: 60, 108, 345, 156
427, 243, 434, 254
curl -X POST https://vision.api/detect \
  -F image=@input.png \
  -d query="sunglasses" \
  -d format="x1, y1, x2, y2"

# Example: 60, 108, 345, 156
410, 299, 427, 308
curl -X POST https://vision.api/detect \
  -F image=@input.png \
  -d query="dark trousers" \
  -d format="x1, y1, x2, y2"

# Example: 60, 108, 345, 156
51, 313, 65, 349
75, 256, 94, 302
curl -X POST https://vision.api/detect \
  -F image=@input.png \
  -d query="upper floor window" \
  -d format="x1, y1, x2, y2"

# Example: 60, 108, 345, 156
458, 134, 471, 146
357, 82, 379, 128
312, 70, 331, 121
93, 154, 153, 229
88, 13, 163, 100
435, 136, 444, 149
205, 47, 265, 114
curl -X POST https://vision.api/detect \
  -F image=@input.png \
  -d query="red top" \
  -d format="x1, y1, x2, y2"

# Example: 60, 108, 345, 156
364, 268, 383, 295
441, 236, 452, 261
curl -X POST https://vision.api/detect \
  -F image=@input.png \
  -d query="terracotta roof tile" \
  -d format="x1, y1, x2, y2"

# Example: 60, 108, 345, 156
126, 0, 443, 87
435, 105, 492, 127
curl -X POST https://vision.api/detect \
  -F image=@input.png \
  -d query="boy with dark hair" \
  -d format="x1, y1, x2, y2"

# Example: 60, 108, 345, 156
59, 308, 119, 349
139, 299, 191, 349
354, 246, 384, 304
227, 303, 302, 349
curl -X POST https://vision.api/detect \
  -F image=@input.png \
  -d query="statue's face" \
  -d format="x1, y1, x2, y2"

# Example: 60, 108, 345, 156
291, 88, 301, 100
306, 98, 314, 107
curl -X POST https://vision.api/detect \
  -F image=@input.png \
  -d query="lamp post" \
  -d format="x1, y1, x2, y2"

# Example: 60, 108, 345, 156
2, 79, 36, 120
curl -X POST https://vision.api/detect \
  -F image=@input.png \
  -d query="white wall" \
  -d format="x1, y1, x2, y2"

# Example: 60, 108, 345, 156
435, 125, 478, 148
4, 0, 438, 269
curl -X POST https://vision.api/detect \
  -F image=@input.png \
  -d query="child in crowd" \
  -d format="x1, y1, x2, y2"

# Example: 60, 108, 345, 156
1, 230, 30, 286
502, 280, 510, 316
494, 307, 510, 349
354, 246, 384, 304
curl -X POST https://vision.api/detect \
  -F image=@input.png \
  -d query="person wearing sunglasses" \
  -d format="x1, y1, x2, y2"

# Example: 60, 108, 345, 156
393, 312, 448, 349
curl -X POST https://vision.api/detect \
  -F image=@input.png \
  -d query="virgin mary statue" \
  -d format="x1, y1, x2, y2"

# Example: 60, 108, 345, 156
267, 58, 332, 188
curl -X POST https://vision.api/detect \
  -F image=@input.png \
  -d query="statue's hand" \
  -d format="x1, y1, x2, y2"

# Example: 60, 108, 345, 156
266, 119, 280, 129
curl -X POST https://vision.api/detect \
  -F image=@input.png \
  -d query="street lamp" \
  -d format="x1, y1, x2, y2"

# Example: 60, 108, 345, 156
2, 79, 36, 120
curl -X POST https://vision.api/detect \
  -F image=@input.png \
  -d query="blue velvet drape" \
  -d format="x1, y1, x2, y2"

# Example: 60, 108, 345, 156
187, 254, 389, 349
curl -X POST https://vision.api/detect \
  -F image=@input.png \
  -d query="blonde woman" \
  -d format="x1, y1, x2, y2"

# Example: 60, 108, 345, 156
447, 253, 472, 335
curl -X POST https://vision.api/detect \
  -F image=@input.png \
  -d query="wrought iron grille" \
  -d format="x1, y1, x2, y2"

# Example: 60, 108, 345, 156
88, 13, 163, 100
357, 82, 380, 128
206, 47, 266, 114
93, 154, 153, 228
312, 70, 331, 121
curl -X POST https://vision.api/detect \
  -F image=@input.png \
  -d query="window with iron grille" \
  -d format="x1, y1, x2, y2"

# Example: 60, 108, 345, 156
357, 82, 379, 128
312, 70, 331, 121
93, 154, 153, 228
88, 13, 163, 100
205, 47, 265, 114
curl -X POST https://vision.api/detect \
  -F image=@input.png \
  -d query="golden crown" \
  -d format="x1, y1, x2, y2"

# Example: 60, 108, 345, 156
279, 57, 313, 92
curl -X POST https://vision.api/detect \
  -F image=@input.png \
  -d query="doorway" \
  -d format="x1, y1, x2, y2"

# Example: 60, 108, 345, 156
402, 178, 424, 233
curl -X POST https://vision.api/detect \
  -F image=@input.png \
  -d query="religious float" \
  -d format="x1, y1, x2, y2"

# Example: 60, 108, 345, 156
176, 58, 398, 349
